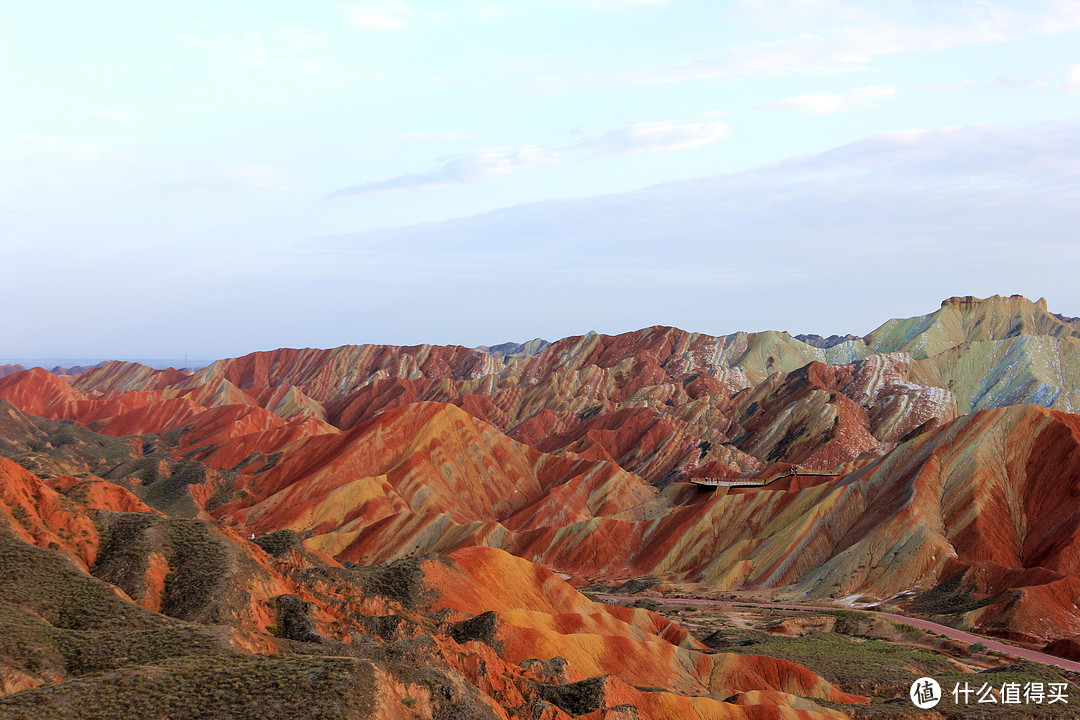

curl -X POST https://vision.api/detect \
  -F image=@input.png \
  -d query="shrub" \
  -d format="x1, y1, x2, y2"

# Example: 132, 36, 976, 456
253, 530, 300, 558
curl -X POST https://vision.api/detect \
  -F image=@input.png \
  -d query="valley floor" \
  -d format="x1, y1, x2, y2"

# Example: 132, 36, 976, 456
596, 587, 1080, 719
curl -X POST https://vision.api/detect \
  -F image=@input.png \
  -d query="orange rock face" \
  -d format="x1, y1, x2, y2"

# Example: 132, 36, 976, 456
3, 295, 1080, 700
0, 457, 100, 568
0, 456, 863, 718
421, 547, 866, 711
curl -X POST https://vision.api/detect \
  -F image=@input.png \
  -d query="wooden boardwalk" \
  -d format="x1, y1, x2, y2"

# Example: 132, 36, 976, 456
689, 467, 840, 489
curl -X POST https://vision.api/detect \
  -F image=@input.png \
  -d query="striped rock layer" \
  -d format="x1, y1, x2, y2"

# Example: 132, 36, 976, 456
1, 294, 1079, 649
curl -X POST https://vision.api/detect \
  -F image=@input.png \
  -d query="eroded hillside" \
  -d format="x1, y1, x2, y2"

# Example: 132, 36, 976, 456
3, 295, 1080, 717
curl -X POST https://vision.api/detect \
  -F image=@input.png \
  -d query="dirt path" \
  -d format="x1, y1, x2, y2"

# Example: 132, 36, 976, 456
598, 595, 1080, 674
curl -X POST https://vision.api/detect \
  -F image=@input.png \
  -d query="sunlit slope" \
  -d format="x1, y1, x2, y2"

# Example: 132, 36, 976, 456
856, 295, 1080, 412
213, 402, 666, 542
914, 334, 1080, 412
0, 455, 861, 719
792, 403, 1080, 642
421, 546, 865, 712
31, 295, 1080, 484
865, 295, 1080, 358
228, 400, 1080, 647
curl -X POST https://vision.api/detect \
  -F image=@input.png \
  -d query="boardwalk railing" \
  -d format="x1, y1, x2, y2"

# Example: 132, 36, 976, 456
689, 468, 840, 490
689, 477, 774, 488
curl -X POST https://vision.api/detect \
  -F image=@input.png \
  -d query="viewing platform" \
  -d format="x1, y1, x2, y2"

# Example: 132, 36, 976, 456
689, 467, 841, 489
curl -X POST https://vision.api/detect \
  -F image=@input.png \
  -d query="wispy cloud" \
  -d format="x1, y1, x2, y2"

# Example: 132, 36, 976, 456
163, 164, 297, 199
775, 122, 1080, 188
341, 1, 418, 30
180, 27, 335, 78
573, 120, 731, 154
562, 0, 670, 8
466, 2, 511, 21
308, 121, 1080, 343
1067, 65, 1080, 92
976, 76, 1051, 92
0, 136, 115, 192
2, 137, 106, 164
381, 130, 476, 142
88, 107, 141, 123
277, 27, 327, 51
764, 85, 895, 115
329, 147, 556, 196
332, 119, 731, 196
919, 72, 1061, 93
639, 1, 1080, 83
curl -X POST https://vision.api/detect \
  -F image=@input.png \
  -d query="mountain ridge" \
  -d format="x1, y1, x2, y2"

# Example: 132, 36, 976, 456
3, 295, 1080, 716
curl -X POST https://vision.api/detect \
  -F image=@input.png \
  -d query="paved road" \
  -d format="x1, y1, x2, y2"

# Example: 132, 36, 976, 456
598, 595, 1080, 674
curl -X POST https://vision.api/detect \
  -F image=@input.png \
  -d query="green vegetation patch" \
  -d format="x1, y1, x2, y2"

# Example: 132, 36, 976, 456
611, 577, 659, 595
722, 628, 957, 698
909, 571, 1008, 616
355, 557, 433, 610
0, 527, 226, 684
538, 676, 607, 716
138, 460, 209, 518
92, 513, 231, 625
447, 611, 501, 651
161, 519, 229, 623
1, 413, 141, 478
0, 602, 222, 679
0, 654, 380, 720
91, 512, 159, 602
274, 594, 325, 644
253, 529, 300, 558
0, 529, 166, 632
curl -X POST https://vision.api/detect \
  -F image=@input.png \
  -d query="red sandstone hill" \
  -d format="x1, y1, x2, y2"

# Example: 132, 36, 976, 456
0, 364, 27, 379
211, 401, 664, 541
34, 300, 1056, 491
14, 297, 1057, 490
4, 295, 1080, 714
0, 455, 861, 718
160, 396, 1080, 647
8, 364, 1073, 645
1, 336, 957, 488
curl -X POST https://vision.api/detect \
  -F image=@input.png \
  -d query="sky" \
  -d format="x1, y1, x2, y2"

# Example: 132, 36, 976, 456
2, 0, 1079, 361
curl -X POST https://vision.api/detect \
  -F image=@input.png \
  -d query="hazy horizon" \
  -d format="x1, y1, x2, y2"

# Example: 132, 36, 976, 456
0, 357, 214, 371
2, 291, 1076, 369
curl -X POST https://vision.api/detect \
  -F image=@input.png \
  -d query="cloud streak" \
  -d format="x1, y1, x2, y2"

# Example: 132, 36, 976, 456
638, 1, 1080, 83
381, 130, 476, 142
309, 121, 1080, 342
764, 85, 896, 115
341, 1, 418, 31
572, 120, 732, 154
89, 107, 141, 122
562, 0, 670, 8
1067, 65, 1080, 92
329, 147, 556, 196
179, 26, 335, 79
331, 119, 731, 196
162, 164, 297, 199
